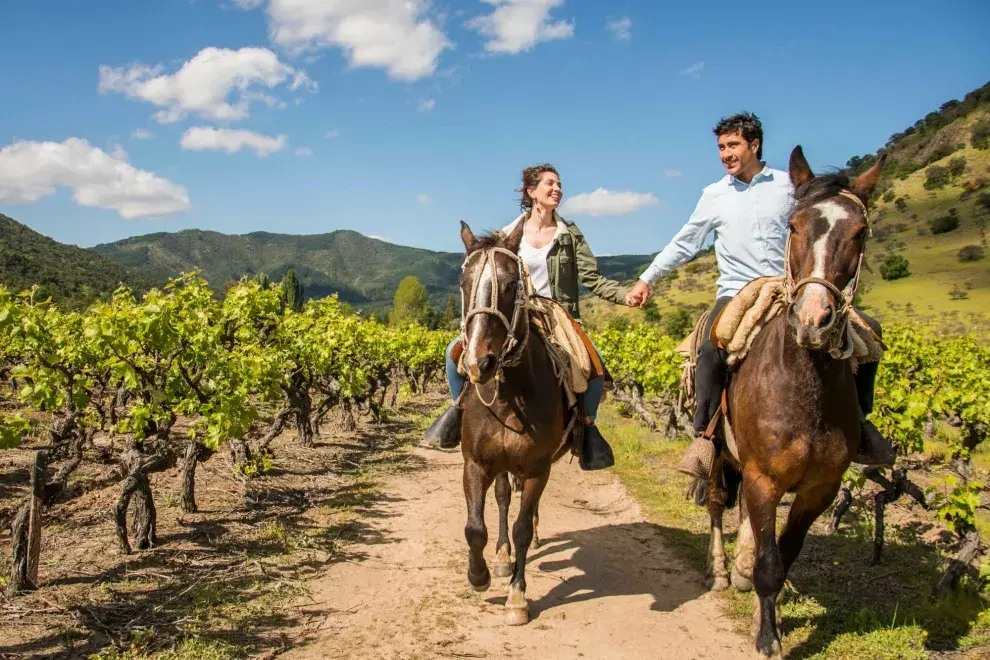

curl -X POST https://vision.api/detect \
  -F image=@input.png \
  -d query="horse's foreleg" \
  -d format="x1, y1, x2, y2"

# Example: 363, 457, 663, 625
706, 456, 730, 591
494, 473, 513, 578
532, 502, 540, 549
731, 493, 755, 592
464, 459, 494, 592
743, 471, 785, 659
505, 463, 550, 626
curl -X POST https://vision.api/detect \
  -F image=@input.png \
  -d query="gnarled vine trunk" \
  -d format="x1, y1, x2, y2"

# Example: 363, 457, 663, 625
8, 451, 47, 595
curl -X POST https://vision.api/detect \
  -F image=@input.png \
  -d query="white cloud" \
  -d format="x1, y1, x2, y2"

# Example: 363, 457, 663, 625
263, 0, 451, 81
560, 188, 659, 217
467, 0, 574, 55
324, 128, 339, 138
180, 126, 287, 157
0, 138, 190, 219
418, 98, 436, 112
368, 234, 393, 243
663, 169, 682, 178
99, 46, 315, 124
131, 128, 155, 140
606, 16, 631, 40
678, 61, 704, 77
417, 193, 431, 203
230, 0, 263, 8
294, 146, 314, 157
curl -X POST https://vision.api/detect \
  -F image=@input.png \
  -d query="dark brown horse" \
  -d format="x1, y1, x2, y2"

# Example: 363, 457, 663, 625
456, 220, 571, 626
704, 146, 886, 657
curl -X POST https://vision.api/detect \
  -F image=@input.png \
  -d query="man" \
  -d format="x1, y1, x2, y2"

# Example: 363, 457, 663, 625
626, 112, 895, 479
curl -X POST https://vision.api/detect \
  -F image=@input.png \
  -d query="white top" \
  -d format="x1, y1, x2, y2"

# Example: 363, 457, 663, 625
519, 239, 553, 297
502, 213, 567, 299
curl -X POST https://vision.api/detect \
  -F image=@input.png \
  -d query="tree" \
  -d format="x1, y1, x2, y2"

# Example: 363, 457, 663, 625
663, 308, 693, 340
254, 272, 270, 289
971, 118, 990, 150
280, 269, 304, 312
930, 208, 960, 235
642, 299, 662, 324
391, 276, 430, 326
924, 165, 950, 190
879, 253, 911, 280
441, 294, 460, 330
948, 156, 967, 178
957, 245, 984, 263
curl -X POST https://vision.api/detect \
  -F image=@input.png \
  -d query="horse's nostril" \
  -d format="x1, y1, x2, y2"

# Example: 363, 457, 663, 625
821, 306, 834, 328
478, 354, 496, 373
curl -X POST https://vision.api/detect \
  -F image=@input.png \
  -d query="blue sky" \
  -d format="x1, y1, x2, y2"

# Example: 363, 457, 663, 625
0, 0, 987, 256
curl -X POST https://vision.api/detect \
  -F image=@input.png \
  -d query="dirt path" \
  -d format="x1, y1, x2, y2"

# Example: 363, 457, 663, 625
286, 446, 751, 659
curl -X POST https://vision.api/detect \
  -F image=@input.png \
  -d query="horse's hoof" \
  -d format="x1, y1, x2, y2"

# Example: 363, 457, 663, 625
469, 568, 491, 592
754, 640, 783, 659
505, 608, 529, 626
731, 566, 753, 592
708, 575, 730, 592
493, 562, 513, 578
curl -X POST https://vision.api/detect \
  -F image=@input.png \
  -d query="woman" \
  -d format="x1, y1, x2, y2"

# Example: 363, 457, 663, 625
424, 164, 634, 470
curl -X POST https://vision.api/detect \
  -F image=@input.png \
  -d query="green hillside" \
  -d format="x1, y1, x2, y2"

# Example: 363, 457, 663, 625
584, 81, 990, 336
0, 213, 156, 309
92, 227, 655, 309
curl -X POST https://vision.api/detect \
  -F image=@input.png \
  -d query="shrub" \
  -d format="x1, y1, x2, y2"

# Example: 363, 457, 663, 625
894, 197, 909, 212
879, 253, 911, 280
948, 156, 967, 177
958, 245, 985, 262
930, 208, 960, 235
882, 189, 896, 203
924, 165, 950, 190
607, 316, 631, 332
972, 118, 990, 150
979, 192, 990, 212
663, 308, 694, 340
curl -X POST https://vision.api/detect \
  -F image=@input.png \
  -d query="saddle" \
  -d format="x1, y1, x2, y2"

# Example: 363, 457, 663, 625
678, 276, 886, 448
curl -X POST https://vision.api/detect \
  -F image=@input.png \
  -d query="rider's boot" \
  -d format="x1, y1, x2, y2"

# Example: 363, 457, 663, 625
853, 414, 896, 466
579, 423, 615, 471
677, 433, 716, 480
423, 404, 461, 449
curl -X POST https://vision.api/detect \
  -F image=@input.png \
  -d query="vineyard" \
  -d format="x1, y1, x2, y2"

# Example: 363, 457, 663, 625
0, 273, 454, 593
2, 276, 989, 657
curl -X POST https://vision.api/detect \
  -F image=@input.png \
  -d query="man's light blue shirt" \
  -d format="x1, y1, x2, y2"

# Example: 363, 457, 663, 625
640, 165, 795, 299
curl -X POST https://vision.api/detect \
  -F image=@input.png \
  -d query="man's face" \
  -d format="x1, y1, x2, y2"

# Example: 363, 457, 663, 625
717, 130, 760, 177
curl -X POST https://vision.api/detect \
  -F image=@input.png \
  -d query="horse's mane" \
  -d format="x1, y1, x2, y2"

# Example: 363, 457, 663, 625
793, 172, 865, 210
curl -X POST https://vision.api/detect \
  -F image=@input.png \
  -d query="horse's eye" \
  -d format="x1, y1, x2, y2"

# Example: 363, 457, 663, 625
787, 223, 797, 234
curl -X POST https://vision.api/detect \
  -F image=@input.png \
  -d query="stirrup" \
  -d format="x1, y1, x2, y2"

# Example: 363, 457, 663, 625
677, 436, 715, 479
853, 419, 895, 467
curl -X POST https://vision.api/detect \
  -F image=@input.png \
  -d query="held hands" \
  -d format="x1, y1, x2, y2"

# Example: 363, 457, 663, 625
625, 280, 651, 308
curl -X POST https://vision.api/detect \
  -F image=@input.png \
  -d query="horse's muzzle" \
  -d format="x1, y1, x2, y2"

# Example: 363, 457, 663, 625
788, 297, 836, 350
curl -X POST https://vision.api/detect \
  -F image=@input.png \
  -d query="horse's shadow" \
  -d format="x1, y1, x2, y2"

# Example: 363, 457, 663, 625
485, 521, 712, 619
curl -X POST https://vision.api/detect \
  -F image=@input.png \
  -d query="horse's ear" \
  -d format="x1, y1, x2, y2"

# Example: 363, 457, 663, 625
504, 220, 524, 254
789, 145, 815, 189
460, 221, 476, 252
851, 153, 887, 199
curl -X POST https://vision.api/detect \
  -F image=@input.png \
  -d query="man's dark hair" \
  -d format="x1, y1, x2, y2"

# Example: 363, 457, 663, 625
713, 112, 763, 160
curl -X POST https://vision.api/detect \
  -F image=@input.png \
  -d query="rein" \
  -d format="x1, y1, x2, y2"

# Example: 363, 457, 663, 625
784, 189, 870, 322
460, 244, 531, 406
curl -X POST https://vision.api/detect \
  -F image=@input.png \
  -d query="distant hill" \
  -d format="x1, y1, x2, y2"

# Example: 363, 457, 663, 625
92, 227, 656, 309
0, 213, 156, 309
584, 80, 990, 336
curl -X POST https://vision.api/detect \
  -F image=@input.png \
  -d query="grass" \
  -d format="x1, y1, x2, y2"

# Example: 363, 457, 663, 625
595, 403, 990, 659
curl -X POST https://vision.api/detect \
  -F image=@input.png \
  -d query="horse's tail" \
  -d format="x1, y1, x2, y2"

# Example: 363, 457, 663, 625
687, 460, 743, 509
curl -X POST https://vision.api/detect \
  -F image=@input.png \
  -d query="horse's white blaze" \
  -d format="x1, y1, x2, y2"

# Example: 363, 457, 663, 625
802, 200, 848, 313
467, 261, 493, 356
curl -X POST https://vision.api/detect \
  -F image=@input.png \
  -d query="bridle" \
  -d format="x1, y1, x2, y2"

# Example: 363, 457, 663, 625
784, 189, 870, 327
460, 244, 531, 405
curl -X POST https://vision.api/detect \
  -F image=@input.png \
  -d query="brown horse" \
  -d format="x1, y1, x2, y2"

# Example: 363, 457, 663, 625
456, 220, 572, 626
703, 146, 886, 658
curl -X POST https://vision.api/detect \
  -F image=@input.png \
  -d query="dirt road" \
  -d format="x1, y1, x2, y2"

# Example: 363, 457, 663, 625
286, 445, 751, 659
